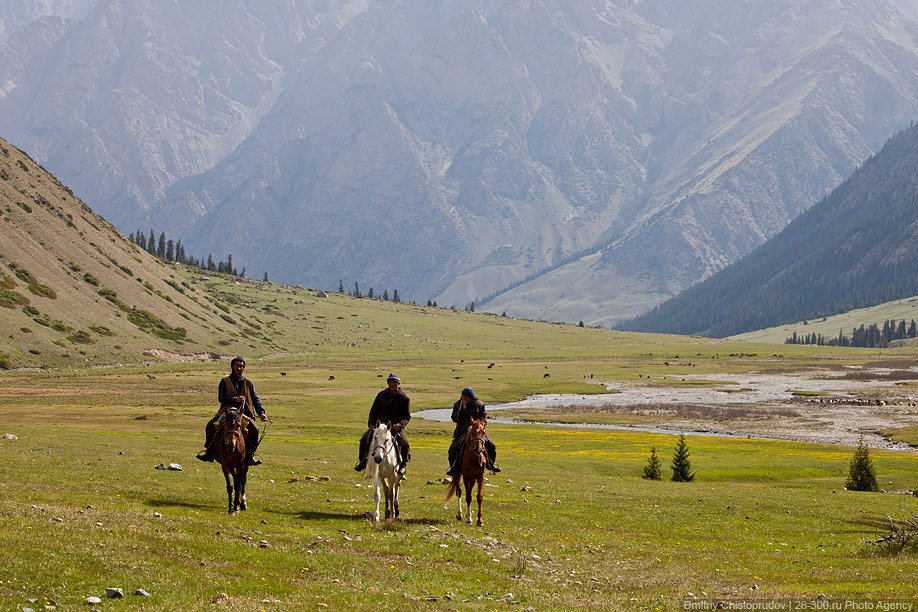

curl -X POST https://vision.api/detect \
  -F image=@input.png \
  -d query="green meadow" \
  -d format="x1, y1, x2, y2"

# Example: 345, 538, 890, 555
1, 275, 917, 610
1, 354, 916, 610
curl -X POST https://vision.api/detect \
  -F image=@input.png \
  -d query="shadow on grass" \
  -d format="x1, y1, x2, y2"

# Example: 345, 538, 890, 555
292, 510, 448, 526
146, 498, 214, 511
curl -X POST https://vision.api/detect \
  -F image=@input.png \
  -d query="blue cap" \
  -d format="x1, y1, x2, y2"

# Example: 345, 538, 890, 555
461, 386, 475, 398
387, 373, 400, 383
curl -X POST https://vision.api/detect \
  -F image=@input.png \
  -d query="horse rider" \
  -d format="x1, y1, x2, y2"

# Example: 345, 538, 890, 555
354, 373, 411, 475
446, 386, 500, 475
196, 356, 267, 466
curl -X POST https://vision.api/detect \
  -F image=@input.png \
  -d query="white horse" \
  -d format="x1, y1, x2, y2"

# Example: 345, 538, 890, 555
367, 421, 403, 521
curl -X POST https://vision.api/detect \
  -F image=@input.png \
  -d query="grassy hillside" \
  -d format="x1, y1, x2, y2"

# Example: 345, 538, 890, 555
731, 295, 918, 344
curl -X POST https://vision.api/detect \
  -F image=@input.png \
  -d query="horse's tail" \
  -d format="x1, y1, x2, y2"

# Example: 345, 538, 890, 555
443, 475, 461, 503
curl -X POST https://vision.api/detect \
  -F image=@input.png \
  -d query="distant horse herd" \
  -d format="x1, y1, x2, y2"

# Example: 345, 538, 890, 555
211, 410, 492, 526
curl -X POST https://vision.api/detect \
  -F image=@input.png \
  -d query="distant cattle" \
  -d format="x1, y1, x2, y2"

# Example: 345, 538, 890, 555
543, 373, 550, 378
329, 375, 336, 380
487, 363, 495, 369
280, 372, 287, 377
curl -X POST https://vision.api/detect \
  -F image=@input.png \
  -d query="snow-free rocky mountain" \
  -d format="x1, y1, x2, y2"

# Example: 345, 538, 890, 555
1, 0, 917, 325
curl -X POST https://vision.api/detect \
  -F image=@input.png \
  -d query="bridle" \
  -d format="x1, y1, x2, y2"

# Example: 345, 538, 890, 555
222, 407, 248, 451
466, 423, 486, 457
371, 424, 394, 457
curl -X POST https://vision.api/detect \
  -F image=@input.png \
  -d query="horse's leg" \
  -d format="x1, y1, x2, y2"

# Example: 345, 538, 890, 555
476, 474, 484, 527
239, 466, 248, 511
383, 476, 393, 520
372, 469, 381, 522
464, 474, 473, 524
232, 467, 241, 513
223, 466, 234, 514
454, 477, 463, 521
393, 478, 400, 519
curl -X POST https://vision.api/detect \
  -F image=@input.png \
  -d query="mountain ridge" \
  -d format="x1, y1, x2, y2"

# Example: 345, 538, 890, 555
2, 1, 917, 321
621, 121, 918, 337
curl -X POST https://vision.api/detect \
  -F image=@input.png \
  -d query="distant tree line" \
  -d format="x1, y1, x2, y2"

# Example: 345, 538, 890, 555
338, 280, 401, 302
786, 319, 918, 348
128, 230, 246, 278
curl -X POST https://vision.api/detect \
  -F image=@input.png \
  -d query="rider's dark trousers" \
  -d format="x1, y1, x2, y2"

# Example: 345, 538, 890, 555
358, 428, 410, 464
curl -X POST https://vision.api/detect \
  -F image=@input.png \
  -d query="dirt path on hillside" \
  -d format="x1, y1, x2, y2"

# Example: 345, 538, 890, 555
415, 367, 918, 450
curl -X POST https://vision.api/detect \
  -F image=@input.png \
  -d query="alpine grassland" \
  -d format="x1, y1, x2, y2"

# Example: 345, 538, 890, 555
0, 273, 916, 610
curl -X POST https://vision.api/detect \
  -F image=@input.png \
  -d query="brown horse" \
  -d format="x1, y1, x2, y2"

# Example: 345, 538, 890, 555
444, 417, 487, 526
216, 406, 249, 514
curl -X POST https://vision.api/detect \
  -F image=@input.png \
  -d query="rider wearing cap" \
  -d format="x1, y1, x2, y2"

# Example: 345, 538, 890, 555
196, 356, 267, 466
446, 386, 500, 475
354, 373, 411, 474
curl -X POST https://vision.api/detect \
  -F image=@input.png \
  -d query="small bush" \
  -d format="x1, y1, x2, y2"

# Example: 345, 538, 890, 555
0, 288, 29, 308
642, 447, 663, 480
671, 434, 696, 482
83, 273, 100, 286
27, 283, 56, 299
67, 330, 96, 345
0, 354, 11, 370
22, 305, 39, 316
846, 438, 879, 492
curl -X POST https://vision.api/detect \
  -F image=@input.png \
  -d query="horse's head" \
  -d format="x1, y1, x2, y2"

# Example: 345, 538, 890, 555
370, 421, 392, 464
222, 407, 246, 452
467, 417, 487, 457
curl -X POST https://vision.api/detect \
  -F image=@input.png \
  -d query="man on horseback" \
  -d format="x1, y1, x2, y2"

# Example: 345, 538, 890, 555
446, 387, 500, 475
354, 373, 411, 475
196, 356, 267, 466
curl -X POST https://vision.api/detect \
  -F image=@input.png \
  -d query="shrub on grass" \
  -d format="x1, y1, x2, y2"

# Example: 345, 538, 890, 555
846, 437, 879, 492
671, 434, 695, 482
0, 353, 10, 370
642, 447, 663, 480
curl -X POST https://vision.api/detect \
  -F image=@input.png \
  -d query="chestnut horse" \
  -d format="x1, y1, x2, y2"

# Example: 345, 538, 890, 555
216, 406, 249, 514
444, 417, 487, 526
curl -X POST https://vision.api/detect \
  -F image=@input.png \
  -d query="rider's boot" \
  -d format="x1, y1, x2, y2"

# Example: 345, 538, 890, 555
195, 448, 212, 462
446, 459, 458, 476
487, 460, 501, 473
246, 451, 262, 466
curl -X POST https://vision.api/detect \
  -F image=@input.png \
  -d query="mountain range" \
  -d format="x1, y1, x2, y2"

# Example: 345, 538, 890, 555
622, 121, 918, 337
1, 0, 917, 325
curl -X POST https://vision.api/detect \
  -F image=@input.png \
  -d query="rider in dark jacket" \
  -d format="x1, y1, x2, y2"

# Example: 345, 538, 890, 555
196, 356, 267, 466
354, 373, 411, 474
446, 386, 500, 475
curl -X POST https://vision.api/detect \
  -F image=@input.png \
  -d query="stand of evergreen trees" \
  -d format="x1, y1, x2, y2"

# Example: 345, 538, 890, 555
338, 280, 401, 302
786, 318, 918, 348
128, 230, 245, 277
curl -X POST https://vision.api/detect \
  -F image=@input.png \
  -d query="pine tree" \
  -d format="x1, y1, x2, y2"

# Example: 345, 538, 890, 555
157, 232, 166, 258
641, 447, 662, 480
393, 289, 400, 303
367, 287, 374, 299
382, 289, 389, 301
338, 279, 345, 293
671, 434, 695, 482
263, 272, 269, 282
166, 239, 175, 261
845, 437, 879, 492
147, 230, 156, 255
354, 281, 362, 298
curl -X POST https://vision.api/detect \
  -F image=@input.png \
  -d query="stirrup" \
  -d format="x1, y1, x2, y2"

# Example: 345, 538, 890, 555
488, 464, 501, 473
397, 463, 407, 475
354, 460, 366, 472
